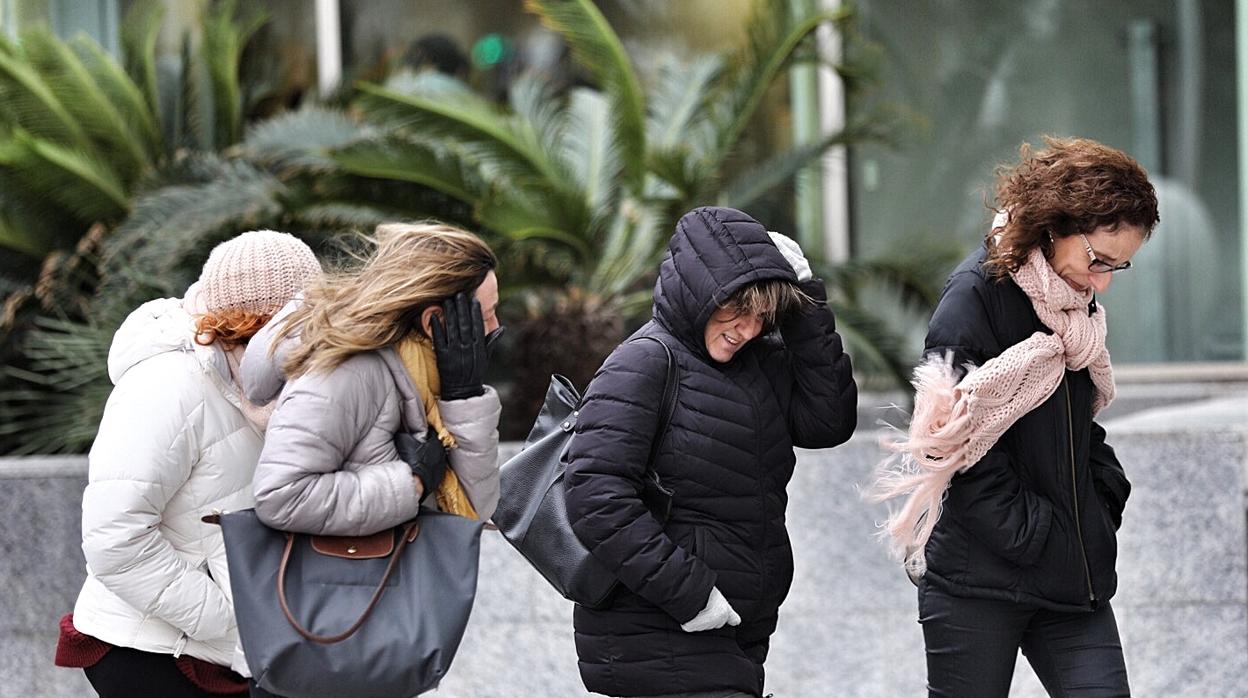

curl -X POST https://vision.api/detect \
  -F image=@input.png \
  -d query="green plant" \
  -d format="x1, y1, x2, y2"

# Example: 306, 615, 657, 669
335, 0, 908, 429
0, 0, 278, 453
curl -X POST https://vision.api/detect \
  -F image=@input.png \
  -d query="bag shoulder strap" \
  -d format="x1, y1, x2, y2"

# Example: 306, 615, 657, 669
627, 336, 679, 470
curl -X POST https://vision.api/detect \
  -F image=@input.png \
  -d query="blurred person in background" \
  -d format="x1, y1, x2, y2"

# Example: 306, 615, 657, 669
871, 137, 1159, 697
55, 231, 322, 697
565, 206, 858, 698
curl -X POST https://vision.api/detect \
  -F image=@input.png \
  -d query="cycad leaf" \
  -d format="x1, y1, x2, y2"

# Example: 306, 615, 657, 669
200, 0, 269, 148
646, 54, 721, 152
717, 119, 892, 211
21, 27, 148, 183
332, 135, 483, 204
0, 131, 129, 221
560, 88, 620, 225
356, 82, 559, 186
121, 0, 163, 119
74, 37, 162, 161
525, 0, 646, 187
243, 105, 366, 175
508, 73, 566, 168
0, 41, 90, 149
0, 315, 116, 454
713, 0, 849, 158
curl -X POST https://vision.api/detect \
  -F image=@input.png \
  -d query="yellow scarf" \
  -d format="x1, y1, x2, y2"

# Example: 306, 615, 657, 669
395, 336, 479, 519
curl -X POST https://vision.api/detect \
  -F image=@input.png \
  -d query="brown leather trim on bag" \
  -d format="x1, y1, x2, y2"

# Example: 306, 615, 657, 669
310, 531, 394, 560
277, 520, 421, 644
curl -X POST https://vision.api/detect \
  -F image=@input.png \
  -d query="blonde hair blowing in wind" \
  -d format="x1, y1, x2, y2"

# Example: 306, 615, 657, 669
279, 222, 498, 379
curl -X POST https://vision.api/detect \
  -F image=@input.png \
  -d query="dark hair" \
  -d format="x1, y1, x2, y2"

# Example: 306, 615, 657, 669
984, 136, 1160, 279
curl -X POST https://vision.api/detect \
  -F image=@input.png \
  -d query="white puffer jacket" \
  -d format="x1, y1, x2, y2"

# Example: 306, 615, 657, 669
72, 298, 259, 672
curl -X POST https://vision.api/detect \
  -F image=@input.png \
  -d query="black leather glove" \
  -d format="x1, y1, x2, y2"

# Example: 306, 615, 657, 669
484, 325, 506, 357
395, 429, 447, 502
431, 292, 487, 400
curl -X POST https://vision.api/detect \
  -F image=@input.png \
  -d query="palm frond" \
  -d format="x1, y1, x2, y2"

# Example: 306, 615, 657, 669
716, 117, 893, 211
826, 300, 912, 391
0, 314, 115, 454
243, 105, 367, 175
508, 73, 565, 159
524, 0, 647, 188
21, 27, 148, 183
356, 82, 562, 187
560, 88, 620, 229
200, 0, 269, 149
587, 198, 667, 297
818, 247, 961, 310
0, 130, 129, 222
121, 0, 164, 124
0, 40, 91, 149
332, 135, 484, 204
287, 201, 396, 233
646, 53, 721, 152
74, 37, 162, 161
712, 0, 850, 159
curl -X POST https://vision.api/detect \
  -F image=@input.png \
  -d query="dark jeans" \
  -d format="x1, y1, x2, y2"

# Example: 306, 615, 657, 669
83, 646, 245, 698
918, 581, 1130, 697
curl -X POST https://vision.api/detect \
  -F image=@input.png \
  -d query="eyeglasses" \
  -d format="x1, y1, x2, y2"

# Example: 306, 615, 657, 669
1081, 234, 1132, 273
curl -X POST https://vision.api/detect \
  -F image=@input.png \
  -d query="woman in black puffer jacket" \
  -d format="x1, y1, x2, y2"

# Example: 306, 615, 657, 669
871, 137, 1159, 697
564, 206, 858, 698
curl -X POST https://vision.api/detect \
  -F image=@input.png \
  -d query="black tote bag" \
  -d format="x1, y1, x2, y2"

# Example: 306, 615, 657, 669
216, 509, 482, 697
492, 336, 678, 608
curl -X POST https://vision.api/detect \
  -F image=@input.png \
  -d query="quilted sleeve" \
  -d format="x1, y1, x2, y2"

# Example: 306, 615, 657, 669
253, 357, 422, 536
564, 340, 717, 623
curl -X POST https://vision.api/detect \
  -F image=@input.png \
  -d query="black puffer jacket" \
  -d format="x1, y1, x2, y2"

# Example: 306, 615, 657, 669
922, 247, 1131, 612
564, 207, 857, 697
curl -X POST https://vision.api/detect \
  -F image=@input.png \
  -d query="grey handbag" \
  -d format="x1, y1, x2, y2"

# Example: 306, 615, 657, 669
492, 336, 678, 608
213, 509, 482, 697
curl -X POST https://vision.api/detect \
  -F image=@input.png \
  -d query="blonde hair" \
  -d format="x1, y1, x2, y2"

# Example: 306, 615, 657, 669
721, 279, 811, 333
279, 222, 497, 378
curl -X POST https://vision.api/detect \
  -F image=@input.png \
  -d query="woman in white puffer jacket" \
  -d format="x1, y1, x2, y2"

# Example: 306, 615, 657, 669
58, 231, 321, 698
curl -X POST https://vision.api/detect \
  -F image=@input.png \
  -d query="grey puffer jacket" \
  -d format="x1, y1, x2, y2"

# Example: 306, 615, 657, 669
245, 304, 501, 536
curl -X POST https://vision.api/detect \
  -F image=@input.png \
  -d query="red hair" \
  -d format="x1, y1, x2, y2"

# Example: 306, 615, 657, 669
194, 310, 271, 346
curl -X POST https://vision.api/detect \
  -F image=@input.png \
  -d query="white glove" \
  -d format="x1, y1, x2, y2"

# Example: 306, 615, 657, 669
767, 231, 812, 282
680, 587, 742, 633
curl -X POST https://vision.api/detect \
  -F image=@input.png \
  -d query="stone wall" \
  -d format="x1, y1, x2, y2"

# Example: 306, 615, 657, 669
2, 416, 1245, 697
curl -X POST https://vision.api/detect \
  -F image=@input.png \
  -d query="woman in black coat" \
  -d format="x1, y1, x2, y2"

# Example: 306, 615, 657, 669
872, 137, 1159, 697
564, 206, 858, 698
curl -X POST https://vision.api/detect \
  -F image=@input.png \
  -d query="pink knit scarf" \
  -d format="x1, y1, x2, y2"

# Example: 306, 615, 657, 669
868, 247, 1115, 576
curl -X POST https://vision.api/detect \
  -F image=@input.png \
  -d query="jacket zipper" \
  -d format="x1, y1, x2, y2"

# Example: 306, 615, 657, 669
1064, 378, 1097, 607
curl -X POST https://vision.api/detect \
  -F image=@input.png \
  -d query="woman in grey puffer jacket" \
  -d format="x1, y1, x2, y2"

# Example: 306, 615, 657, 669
246, 222, 503, 536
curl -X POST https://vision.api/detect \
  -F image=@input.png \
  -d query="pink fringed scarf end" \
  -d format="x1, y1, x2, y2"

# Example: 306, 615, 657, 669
866, 352, 972, 576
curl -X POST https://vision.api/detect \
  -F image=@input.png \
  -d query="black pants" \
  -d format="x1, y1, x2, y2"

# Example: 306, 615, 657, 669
83, 646, 246, 698
918, 581, 1130, 697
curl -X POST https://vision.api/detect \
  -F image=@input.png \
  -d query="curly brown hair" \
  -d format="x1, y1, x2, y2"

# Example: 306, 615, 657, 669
984, 136, 1160, 279
194, 310, 272, 346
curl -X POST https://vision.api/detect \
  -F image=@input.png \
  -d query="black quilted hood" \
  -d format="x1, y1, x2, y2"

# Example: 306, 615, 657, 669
653, 206, 798, 359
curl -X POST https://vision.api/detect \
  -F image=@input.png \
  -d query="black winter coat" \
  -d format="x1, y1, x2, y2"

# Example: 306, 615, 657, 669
564, 207, 857, 697
922, 247, 1131, 612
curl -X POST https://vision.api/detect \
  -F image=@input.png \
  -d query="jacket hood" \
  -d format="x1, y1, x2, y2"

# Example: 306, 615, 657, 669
107, 297, 226, 385
652, 206, 797, 359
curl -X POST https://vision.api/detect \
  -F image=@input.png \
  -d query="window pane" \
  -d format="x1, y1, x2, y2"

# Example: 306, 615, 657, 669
850, 0, 1243, 363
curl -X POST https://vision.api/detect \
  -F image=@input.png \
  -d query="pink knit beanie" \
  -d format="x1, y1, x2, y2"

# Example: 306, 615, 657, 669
195, 230, 321, 316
